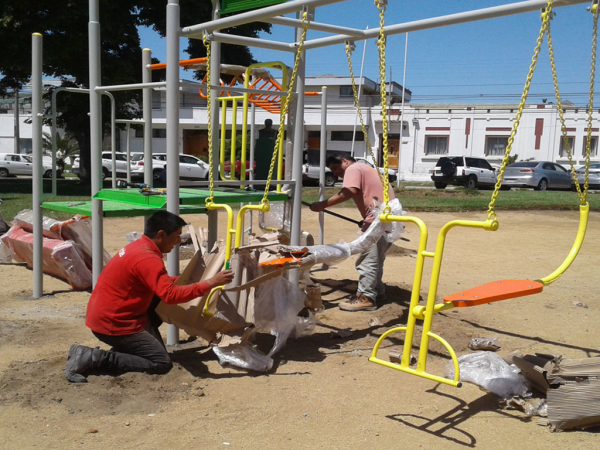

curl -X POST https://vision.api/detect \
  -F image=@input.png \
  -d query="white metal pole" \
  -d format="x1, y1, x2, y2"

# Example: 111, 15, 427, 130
142, 48, 153, 187
351, 32, 367, 158
32, 33, 43, 299
14, 89, 20, 155
207, 0, 221, 253
89, 0, 104, 286
126, 123, 131, 183
166, 0, 181, 346
318, 87, 327, 245
398, 33, 408, 186
108, 92, 116, 188
51, 89, 58, 196
290, 11, 306, 253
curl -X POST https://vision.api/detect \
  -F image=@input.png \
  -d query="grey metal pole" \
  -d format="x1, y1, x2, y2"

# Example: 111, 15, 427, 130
108, 92, 116, 188
89, 0, 104, 285
32, 33, 43, 299
290, 11, 306, 255
126, 123, 131, 183
249, 103, 256, 184
398, 33, 408, 186
14, 89, 20, 154
318, 86, 327, 245
142, 48, 153, 187
51, 89, 58, 196
207, 0, 221, 252
166, 0, 181, 346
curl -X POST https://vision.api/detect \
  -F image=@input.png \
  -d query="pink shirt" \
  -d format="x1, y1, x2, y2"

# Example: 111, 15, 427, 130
342, 162, 396, 231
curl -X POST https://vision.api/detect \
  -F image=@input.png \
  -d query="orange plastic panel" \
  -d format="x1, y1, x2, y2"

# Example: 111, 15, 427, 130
258, 257, 302, 268
444, 279, 544, 307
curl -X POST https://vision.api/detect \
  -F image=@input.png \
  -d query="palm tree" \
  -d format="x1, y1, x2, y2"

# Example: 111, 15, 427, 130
42, 131, 80, 172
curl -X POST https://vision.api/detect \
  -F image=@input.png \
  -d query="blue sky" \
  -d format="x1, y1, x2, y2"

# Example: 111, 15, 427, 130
139, 0, 598, 106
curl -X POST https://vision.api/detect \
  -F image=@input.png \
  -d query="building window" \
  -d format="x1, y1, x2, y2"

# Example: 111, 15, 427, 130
134, 127, 144, 138
153, 129, 167, 138
485, 136, 508, 156
559, 136, 575, 157
425, 136, 448, 155
583, 136, 598, 157
331, 130, 364, 141
339, 86, 354, 97
152, 90, 162, 109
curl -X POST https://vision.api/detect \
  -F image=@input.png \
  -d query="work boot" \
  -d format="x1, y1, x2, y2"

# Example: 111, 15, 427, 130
339, 294, 377, 312
64, 344, 95, 383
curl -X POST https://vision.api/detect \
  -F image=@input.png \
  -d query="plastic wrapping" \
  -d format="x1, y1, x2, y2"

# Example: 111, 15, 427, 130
447, 351, 531, 399
0, 238, 12, 264
1, 225, 92, 290
259, 201, 290, 234
254, 275, 307, 356
0, 211, 9, 235
126, 231, 143, 243
213, 342, 274, 372
13, 209, 111, 267
468, 337, 501, 351
284, 198, 406, 266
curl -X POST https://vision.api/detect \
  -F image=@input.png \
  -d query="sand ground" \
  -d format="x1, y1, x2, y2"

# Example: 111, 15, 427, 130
1, 207, 599, 449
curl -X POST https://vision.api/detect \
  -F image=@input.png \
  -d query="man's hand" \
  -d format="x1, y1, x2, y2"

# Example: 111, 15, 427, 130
205, 270, 234, 289
310, 201, 326, 212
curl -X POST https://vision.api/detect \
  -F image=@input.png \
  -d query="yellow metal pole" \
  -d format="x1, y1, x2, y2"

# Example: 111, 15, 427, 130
231, 99, 237, 181
220, 99, 228, 180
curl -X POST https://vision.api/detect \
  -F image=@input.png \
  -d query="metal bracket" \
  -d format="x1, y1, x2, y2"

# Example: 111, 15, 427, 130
589, 0, 599, 14
345, 40, 356, 52
540, 7, 556, 21
375, 0, 388, 6
203, 30, 213, 41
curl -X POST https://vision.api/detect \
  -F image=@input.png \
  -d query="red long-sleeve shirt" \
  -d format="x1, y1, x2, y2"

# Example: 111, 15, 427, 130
86, 235, 209, 336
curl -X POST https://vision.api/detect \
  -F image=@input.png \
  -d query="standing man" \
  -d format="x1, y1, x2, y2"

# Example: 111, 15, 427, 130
65, 211, 234, 383
258, 118, 277, 140
310, 154, 395, 312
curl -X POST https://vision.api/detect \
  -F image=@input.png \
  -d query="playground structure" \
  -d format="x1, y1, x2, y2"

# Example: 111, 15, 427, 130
28, 0, 595, 380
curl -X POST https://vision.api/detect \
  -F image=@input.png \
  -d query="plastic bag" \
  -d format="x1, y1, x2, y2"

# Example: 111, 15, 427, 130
254, 275, 306, 356
447, 351, 531, 399
213, 342, 274, 372
468, 337, 501, 351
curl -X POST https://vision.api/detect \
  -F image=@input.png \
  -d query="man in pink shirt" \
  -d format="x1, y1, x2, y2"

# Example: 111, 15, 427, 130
310, 154, 395, 312
65, 211, 233, 383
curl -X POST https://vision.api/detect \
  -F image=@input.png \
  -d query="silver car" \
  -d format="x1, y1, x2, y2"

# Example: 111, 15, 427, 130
576, 163, 600, 189
502, 161, 573, 191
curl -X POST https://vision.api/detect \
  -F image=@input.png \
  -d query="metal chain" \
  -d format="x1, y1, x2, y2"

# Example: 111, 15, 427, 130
202, 35, 215, 206
261, 11, 310, 205
487, 1, 552, 219
345, 43, 385, 186
547, 18, 586, 204
583, 6, 599, 203
375, 1, 391, 208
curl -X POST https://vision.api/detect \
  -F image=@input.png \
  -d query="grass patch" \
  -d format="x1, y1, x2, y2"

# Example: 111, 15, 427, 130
301, 186, 599, 212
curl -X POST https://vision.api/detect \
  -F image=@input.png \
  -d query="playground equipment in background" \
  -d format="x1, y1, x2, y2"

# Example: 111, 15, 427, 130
369, 0, 597, 388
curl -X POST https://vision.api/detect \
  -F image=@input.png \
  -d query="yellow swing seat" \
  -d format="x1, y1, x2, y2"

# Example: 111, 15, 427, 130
444, 279, 544, 308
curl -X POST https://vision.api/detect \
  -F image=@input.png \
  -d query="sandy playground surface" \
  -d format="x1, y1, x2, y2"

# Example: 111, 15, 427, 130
1, 206, 600, 449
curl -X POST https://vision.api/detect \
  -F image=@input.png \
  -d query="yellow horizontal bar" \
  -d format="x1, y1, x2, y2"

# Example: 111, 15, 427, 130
412, 302, 454, 320
369, 356, 461, 388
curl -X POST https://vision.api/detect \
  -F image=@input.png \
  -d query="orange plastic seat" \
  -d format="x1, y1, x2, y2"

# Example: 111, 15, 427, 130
444, 279, 544, 307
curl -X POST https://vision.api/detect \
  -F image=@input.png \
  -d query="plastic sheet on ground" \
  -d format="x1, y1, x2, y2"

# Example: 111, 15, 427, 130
0, 225, 92, 290
447, 351, 531, 399
213, 342, 274, 372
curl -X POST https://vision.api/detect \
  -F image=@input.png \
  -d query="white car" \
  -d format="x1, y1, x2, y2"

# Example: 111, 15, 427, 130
0, 153, 55, 178
130, 153, 209, 181
354, 157, 398, 182
72, 151, 129, 179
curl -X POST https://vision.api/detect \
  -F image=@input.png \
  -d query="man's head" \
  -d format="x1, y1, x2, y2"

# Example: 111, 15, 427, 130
264, 119, 273, 128
144, 211, 187, 253
326, 154, 356, 178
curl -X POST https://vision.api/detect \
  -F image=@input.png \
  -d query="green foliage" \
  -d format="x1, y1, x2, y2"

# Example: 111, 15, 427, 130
0, 1, 271, 182
42, 131, 80, 171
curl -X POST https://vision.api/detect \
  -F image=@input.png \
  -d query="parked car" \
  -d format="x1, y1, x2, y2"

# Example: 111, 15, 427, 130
72, 151, 129, 179
130, 153, 209, 181
0, 153, 56, 178
430, 156, 496, 189
354, 157, 398, 183
502, 161, 573, 191
223, 160, 257, 176
576, 163, 600, 189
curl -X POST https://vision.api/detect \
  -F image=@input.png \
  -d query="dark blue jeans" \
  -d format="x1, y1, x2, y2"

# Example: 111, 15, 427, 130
91, 296, 173, 375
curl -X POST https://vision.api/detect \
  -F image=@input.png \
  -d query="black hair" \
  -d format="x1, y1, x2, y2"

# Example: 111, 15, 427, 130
264, 118, 273, 127
326, 153, 356, 167
144, 211, 187, 238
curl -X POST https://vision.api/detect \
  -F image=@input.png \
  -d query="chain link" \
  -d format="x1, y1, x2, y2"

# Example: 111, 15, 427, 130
345, 43, 385, 186
260, 11, 310, 205
375, 1, 391, 208
202, 35, 215, 206
583, 8, 599, 203
486, 2, 552, 218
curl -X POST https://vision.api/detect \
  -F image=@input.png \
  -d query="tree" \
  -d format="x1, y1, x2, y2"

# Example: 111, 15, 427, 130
0, 0, 270, 188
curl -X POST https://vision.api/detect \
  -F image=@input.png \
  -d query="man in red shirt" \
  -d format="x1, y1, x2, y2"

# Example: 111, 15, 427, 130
310, 154, 395, 312
65, 211, 233, 383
